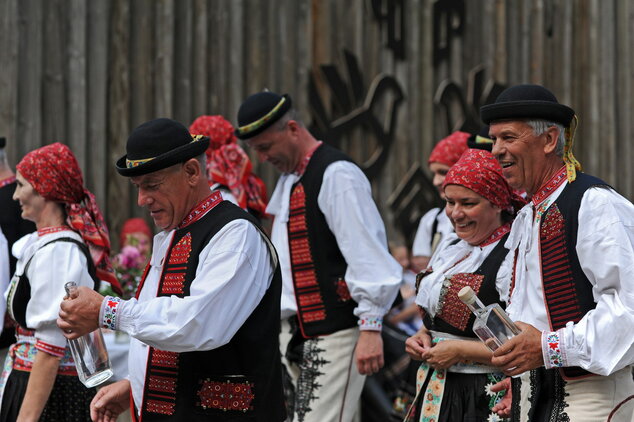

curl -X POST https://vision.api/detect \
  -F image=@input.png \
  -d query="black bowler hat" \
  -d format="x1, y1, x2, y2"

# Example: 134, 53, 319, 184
0, 137, 5, 149
235, 92, 292, 139
115, 118, 209, 177
480, 84, 575, 126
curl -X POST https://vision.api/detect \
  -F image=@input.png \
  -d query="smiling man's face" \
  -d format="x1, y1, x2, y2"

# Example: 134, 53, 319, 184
489, 120, 550, 195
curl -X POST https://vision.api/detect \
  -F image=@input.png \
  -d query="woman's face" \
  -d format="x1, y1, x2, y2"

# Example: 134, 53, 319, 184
444, 184, 502, 245
124, 232, 151, 257
429, 162, 451, 198
13, 171, 47, 223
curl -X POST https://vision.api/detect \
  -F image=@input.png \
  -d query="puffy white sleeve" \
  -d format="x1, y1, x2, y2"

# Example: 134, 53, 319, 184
557, 187, 634, 375
27, 239, 94, 350
318, 161, 401, 329
114, 220, 275, 352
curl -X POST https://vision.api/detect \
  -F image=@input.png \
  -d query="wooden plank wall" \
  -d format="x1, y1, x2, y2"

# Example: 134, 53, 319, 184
0, 0, 632, 247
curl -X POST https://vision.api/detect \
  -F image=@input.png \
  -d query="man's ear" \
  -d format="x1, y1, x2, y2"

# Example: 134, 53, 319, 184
182, 158, 202, 185
543, 126, 560, 155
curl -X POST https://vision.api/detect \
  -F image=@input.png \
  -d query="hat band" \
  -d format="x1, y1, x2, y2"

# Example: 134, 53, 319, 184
236, 97, 287, 137
475, 135, 493, 144
125, 134, 207, 168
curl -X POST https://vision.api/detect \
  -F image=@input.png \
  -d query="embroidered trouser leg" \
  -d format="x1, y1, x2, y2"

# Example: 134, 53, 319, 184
280, 318, 365, 422
512, 366, 634, 422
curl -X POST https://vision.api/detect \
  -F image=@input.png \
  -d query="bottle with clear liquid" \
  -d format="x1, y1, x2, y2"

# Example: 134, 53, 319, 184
458, 286, 521, 352
64, 282, 113, 388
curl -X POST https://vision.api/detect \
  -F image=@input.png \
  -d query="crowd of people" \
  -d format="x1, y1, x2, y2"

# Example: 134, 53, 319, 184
0, 84, 632, 422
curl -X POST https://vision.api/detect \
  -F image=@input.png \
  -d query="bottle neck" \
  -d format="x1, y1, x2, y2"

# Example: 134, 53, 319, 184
465, 295, 487, 316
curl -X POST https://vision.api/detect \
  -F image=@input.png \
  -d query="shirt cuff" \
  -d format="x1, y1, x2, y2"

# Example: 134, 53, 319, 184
358, 316, 383, 331
542, 329, 568, 369
35, 340, 66, 358
100, 296, 123, 331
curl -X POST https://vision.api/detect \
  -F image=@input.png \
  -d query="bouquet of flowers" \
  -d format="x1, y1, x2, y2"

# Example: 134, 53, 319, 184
101, 244, 146, 300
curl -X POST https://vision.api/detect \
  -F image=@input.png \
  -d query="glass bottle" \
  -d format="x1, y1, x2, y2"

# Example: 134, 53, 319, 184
458, 286, 521, 352
64, 282, 114, 388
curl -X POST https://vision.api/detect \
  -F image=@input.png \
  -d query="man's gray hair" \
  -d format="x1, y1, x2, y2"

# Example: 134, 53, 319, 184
274, 108, 302, 131
196, 153, 207, 173
526, 119, 565, 157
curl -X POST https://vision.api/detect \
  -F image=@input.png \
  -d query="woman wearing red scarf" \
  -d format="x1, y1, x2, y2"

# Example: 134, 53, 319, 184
404, 149, 525, 422
0, 143, 120, 422
189, 115, 268, 220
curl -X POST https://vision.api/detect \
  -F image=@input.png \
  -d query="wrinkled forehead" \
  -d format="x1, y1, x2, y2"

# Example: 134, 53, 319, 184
488, 119, 533, 135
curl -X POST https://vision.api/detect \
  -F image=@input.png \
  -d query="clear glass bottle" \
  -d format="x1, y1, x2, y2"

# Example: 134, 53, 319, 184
64, 282, 114, 388
458, 286, 521, 352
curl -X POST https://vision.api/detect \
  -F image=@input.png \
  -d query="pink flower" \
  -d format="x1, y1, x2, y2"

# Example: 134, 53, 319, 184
116, 245, 143, 269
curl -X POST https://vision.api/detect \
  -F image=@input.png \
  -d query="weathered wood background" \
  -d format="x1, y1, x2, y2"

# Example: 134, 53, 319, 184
1, 0, 632, 247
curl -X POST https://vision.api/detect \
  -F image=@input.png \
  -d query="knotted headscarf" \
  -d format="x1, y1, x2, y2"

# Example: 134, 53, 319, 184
443, 149, 526, 215
428, 131, 471, 167
189, 115, 268, 218
17, 143, 122, 294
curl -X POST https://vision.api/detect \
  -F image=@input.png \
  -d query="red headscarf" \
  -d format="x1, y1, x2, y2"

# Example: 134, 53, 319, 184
189, 115, 268, 217
428, 131, 470, 167
443, 149, 526, 215
16, 143, 122, 294
119, 217, 152, 247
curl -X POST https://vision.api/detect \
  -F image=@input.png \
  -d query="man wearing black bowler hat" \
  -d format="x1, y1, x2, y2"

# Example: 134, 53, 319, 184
235, 92, 401, 421
479, 85, 634, 420
58, 118, 286, 421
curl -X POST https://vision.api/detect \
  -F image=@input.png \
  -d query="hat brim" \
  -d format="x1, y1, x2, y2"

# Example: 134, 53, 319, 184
115, 138, 209, 177
481, 101, 574, 126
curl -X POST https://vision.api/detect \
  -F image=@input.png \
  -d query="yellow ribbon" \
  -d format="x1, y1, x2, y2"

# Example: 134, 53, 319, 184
563, 115, 582, 182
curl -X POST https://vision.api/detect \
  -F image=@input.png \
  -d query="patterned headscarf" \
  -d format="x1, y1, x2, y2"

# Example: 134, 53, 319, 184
119, 217, 152, 248
443, 149, 526, 215
189, 115, 268, 217
16, 143, 122, 294
428, 131, 470, 167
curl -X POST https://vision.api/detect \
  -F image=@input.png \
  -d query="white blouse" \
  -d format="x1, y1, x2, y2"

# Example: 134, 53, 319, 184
266, 160, 402, 325
411, 207, 454, 258
0, 228, 10, 336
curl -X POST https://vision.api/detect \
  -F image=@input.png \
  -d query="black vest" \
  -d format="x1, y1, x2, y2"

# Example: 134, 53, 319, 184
0, 180, 36, 275
539, 173, 609, 379
287, 143, 360, 338
139, 201, 285, 421
423, 234, 510, 338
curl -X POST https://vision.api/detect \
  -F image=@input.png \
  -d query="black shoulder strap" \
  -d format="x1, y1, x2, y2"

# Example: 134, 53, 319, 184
22, 237, 100, 290
430, 207, 444, 245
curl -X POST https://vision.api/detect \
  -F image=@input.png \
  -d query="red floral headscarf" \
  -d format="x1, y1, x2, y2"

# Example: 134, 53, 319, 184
16, 143, 122, 294
443, 149, 526, 215
119, 217, 152, 247
428, 131, 470, 167
189, 115, 268, 217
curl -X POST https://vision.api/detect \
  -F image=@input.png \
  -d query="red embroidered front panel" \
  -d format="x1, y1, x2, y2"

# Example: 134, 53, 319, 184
540, 205, 582, 329
143, 349, 180, 416
436, 273, 484, 331
288, 184, 326, 325
335, 278, 352, 301
168, 233, 192, 265
162, 272, 185, 295
197, 379, 255, 412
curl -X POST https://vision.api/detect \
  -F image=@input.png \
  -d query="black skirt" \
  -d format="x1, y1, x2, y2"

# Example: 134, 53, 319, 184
0, 369, 96, 422
412, 370, 507, 422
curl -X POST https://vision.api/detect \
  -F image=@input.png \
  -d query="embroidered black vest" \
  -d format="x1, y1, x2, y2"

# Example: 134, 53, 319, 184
539, 173, 609, 380
139, 201, 285, 421
288, 143, 358, 338
423, 234, 510, 338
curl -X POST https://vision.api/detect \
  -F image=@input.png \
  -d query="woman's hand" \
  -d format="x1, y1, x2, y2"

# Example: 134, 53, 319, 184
405, 326, 432, 361
422, 340, 464, 369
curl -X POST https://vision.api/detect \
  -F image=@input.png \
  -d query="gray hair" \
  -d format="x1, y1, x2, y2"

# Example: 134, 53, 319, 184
274, 108, 303, 131
525, 119, 565, 157
195, 153, 207, 174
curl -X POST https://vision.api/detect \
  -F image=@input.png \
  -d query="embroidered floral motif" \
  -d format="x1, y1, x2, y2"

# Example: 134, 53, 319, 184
196, 379, 255, 412
146, 399, 175, 415
335, 278, 351, 302
437, 273, 484, 331
178, 191, 222, 229
531, 166, 567, 206
540, 205, 564, 242
358, 316, 382, 330
162, 272, 185, 295
543, 331, 565, 368
295, 337, 327, 422
102, 296, 121, 330
479, 223, 511, 247
36, 226, 73, 237
168, 233, 192, 265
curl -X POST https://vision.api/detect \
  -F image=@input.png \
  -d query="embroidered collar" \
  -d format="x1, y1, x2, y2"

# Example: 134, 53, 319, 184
178, 190, 223, 229
293, 141, 323, 176
479, 222, 511, 247
0, 175, 16, 189
37, 226, 73, 237
531, 166, 567, 206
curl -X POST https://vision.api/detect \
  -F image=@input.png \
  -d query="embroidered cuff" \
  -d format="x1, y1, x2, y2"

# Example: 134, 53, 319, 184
101, 296, 122, 331
542, 329, 568, 369
358, 316, 383, 331
35, 340, 66, 358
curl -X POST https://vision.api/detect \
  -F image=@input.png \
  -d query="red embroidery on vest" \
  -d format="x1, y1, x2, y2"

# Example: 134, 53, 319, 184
151, 350, 179, 368
335, 278, 352, 301
288, 183, 326, 325
197, 379, 255, 412
540, 205, 581, 329
146, 399, 176, 415
143, 349, 180, 416
162, 272, 185, 295
437, 273, 484, 331
168, 233, 192, 265
148, 375, 177, 393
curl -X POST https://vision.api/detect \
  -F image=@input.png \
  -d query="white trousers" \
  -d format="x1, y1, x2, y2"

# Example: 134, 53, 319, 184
280, 318, 366, 422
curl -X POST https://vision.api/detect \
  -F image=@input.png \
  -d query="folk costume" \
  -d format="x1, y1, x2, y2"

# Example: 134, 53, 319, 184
1, 143, 119, 422
236, 92, 402, 422
106, 118, 285, 421
481, 85, 634, 421
406, 149, 525, 422
412, 131, 469, 259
